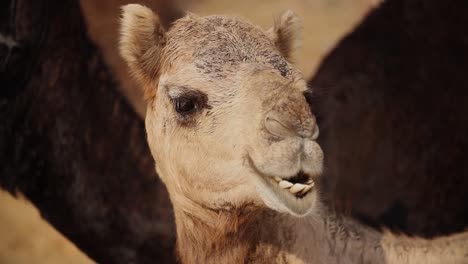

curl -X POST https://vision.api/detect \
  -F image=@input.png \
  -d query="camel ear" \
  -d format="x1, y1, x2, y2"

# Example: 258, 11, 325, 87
267, 10, 302, 62
119, 4, 167, 98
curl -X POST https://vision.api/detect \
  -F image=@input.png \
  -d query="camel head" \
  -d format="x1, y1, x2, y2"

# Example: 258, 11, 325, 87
119, 4, 323, 217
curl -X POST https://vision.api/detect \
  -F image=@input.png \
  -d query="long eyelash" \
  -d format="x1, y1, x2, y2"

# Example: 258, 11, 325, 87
172, 91, 208, 109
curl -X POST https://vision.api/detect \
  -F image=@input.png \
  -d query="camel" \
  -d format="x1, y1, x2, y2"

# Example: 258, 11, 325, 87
119, 4, 468, 263
309, 0, 468, 237
0, 0, 175, 262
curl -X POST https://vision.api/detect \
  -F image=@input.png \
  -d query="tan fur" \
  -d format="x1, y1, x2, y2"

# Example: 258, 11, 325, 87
267, 10, 302, 62
119, 4, 468, 263
119, 4, 167, 100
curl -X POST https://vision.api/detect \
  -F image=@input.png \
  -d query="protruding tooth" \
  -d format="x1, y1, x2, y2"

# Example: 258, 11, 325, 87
301, 184, 314, 194
290, 183, 307, 194
278, 180, 293, 189
274, 177, 282, 182
306, 179, 315, 186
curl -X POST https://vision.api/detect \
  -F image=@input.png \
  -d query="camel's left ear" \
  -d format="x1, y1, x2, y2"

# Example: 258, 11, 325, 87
267, 10, 302, 62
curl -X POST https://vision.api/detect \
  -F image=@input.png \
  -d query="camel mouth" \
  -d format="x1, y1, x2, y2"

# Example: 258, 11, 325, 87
246, 154, 316, 198
246, 155, 318, 216
270, 171, 315, 198
259, 169, 318, 216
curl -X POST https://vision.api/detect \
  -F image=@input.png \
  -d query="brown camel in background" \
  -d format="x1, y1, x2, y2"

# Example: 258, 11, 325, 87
0, 0, 178, 263
310, 0, 468, 237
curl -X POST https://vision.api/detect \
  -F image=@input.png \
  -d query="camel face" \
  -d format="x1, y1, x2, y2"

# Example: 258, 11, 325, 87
120, 5, 323, 216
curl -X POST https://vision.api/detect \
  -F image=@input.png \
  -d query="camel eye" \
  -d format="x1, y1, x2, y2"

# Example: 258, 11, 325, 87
168, 87, 208, 121
175, 96, 197, 115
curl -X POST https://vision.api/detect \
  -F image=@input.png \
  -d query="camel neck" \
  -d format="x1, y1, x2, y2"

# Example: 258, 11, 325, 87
173, 202, 304, 263
170, 199, 468, 264
171, 200, 383, 263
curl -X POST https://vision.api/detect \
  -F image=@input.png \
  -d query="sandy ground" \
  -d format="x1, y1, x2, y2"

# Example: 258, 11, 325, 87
0, 192, 93, 264
0, 1, 376, 262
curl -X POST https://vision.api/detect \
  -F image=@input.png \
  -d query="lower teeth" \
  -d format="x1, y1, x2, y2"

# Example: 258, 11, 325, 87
274, 178, 315, 197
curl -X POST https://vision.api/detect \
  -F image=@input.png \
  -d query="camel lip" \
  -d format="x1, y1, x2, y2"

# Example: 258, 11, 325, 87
266, 171, 316, 199
246, 155, 317, 200
277, 170, 312, 185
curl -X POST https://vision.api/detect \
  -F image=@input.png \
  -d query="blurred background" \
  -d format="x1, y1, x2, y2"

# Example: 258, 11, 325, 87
0, 0, 376, 262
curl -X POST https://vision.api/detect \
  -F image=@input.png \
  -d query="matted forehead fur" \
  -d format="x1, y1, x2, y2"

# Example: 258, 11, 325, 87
119, 4, 303, 100
166, 15, 295, 79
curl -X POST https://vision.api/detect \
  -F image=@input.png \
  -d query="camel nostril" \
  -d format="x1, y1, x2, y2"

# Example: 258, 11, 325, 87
303, 90, 315, 114
265, 112, 297, 138
264, 111, 319, 140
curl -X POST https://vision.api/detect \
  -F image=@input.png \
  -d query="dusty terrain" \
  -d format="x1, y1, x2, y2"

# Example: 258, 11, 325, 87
0, 0, 374, 262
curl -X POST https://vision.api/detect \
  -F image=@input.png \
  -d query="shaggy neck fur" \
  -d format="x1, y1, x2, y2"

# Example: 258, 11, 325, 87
173, 198, 468, 264
173, 199, 382, 263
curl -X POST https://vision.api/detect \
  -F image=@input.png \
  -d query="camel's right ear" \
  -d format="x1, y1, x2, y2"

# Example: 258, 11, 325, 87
119, 4, 166, 98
